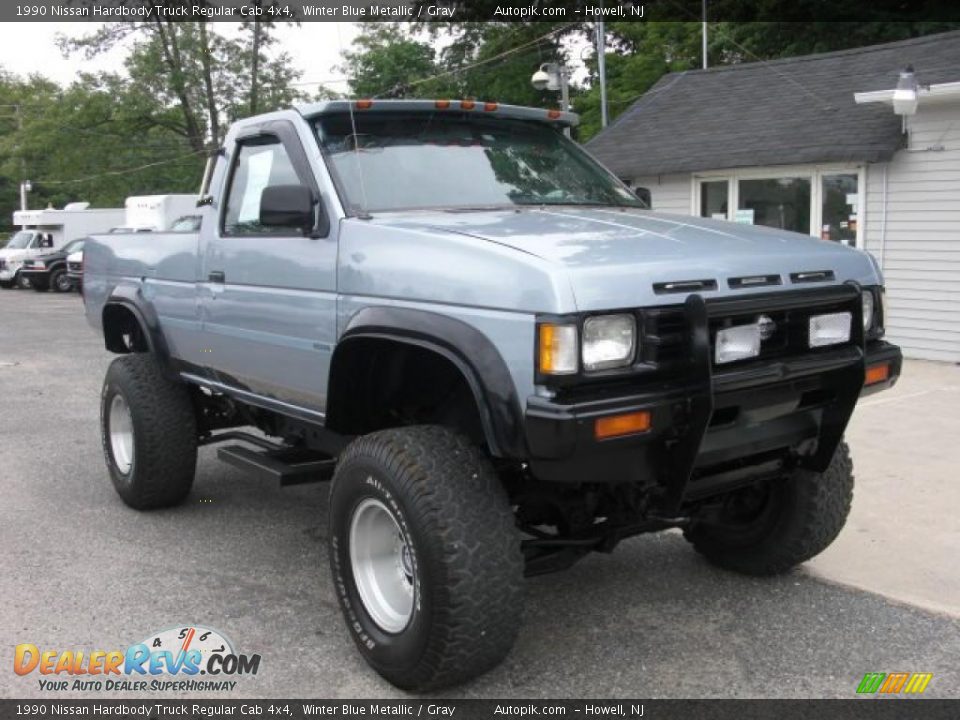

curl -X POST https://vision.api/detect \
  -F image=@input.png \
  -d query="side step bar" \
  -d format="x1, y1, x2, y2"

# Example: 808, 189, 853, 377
217, 444, 336, 486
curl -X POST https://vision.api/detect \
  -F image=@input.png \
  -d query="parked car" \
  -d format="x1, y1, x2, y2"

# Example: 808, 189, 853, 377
0, 230, 54, 288
82, 100, 902, 691
20, 238, 86, 293
66, 249, 84, 292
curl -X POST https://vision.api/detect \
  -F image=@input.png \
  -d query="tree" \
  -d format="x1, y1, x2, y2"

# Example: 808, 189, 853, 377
336, 23, 445, 98
59, 19, 304, 150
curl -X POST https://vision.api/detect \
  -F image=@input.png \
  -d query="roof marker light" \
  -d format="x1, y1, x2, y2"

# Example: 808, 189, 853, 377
435, 100, 451, 109
461, 100, 476, 110
355, 99, 373, 110
547, 109, 562, 119
484, 102, 498, 112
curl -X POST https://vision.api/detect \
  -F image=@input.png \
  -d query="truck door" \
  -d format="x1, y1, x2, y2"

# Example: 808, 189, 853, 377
200, 120, 337, 414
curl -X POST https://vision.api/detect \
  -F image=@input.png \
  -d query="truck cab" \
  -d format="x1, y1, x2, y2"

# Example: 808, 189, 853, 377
82, 100, 901, 692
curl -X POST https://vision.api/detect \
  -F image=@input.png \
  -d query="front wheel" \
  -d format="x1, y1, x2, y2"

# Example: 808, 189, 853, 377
51, 269, 72, 293
100, 353, 198, 510
328, 426, 523, 691
684, 441, 854, 575
15, 272, 31, 290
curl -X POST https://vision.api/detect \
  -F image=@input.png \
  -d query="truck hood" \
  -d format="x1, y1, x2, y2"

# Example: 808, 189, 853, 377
368, 207, 881, 311
0, 248, 29, 262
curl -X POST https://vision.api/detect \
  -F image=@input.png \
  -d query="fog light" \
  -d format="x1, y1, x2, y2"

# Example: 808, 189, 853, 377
809, 311, 852, 348
595, 411, 651, 440
715, 324, 761, 364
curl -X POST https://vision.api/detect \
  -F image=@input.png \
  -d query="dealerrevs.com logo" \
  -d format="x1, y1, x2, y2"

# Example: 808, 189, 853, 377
14, 625, 261, 692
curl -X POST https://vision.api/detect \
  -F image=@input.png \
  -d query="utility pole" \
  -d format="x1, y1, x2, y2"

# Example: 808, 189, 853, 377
597, 20, 608, 128
702, 0, 708, 70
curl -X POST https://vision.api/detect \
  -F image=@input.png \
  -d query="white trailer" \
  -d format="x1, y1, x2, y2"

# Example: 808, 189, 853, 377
123, 195, 198, 231
1, 203, 125, 288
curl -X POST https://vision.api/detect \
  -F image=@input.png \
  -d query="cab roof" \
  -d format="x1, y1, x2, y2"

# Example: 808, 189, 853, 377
295, 99, 580, 128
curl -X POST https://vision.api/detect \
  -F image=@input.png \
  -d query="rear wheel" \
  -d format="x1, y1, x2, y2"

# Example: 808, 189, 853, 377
100, 353, 198, 510
685, 441, 854, 575
328, 426, 523, 691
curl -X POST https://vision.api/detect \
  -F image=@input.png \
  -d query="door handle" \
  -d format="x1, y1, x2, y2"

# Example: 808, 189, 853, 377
208, 271, 225, 284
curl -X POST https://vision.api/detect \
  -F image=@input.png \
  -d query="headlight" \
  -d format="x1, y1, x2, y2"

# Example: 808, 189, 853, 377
862, 291, 875, 332
538, 323, 578, 375
582, 314, 636, 371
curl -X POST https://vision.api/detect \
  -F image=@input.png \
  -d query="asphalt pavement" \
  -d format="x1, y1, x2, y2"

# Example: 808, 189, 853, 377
1, 290, 958, 700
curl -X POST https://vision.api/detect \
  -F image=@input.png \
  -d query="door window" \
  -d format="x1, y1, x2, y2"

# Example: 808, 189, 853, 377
821, 174, 858, 244
223, 138, 303, 236
700, 180, 729, 220
737, 177, 811, 234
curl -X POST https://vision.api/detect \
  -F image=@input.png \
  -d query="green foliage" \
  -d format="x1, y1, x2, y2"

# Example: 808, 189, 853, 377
337, 23, 443, 98
0, 21, 305, 233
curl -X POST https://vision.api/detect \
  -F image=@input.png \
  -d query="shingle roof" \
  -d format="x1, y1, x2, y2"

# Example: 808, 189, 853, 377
586, 31, 960, 177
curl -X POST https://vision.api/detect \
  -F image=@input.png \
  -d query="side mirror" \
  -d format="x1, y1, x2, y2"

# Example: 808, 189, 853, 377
260, 184, 316, 234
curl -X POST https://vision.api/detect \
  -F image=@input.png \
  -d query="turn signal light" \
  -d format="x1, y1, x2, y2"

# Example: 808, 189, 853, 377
865, 363, 890, 386
595, 411, 651, 440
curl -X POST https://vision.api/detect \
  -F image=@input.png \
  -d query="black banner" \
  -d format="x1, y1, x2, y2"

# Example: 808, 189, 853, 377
3, 0, 960, 23
2, 700, 959, 719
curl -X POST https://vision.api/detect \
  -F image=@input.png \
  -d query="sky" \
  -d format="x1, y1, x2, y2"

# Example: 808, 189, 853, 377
0, 21, 590, 93
0, 22, 360, 91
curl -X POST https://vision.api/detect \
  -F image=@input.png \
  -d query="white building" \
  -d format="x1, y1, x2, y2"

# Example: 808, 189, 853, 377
587, 31, 960, 362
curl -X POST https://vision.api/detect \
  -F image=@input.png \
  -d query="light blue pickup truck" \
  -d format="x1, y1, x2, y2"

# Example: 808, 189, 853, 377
84, 100, 902, 690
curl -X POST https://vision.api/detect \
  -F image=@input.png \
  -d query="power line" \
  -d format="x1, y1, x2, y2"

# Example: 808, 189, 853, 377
373, 22, 577, 98
36, 151, 204, 186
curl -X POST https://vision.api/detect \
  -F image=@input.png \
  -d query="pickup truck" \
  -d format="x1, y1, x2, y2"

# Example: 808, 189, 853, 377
83, 100, 902, 691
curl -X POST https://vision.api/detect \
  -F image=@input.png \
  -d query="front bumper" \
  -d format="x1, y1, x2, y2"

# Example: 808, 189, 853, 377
0, 267, 18, 281
524, 289, 902, 513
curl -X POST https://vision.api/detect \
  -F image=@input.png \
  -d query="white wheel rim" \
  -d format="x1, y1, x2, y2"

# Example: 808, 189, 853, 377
349, 496, 415, 633
109, 394, 134, 475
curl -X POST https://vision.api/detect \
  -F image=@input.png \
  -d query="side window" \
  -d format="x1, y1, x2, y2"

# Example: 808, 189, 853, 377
222, 137, 304, 236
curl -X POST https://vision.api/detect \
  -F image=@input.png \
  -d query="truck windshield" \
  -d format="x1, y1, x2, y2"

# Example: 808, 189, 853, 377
314, 112, 642, 213
61, 239, 84, 254
6, 231, 33, 249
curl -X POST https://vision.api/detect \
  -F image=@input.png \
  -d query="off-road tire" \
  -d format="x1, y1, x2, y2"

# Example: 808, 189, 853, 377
100, 353, 197, 510
685, 441, 853, 575
51, 269, 71, 293
328, 426, 523, 691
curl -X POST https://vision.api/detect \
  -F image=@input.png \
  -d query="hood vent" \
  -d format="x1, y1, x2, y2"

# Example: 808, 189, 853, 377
791, 270, 835, 284
728, 274, 782, 289
653, 278, 718, 294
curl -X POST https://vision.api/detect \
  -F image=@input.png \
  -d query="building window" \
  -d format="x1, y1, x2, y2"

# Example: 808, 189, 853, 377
700, 180, 729, 219
737, 177, 811, 234
821, 173, 858, 244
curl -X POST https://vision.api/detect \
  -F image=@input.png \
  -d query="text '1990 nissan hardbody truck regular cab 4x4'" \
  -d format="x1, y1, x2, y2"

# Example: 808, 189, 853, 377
83, 100, 902, 691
